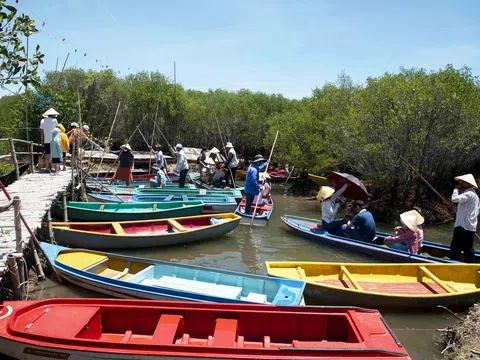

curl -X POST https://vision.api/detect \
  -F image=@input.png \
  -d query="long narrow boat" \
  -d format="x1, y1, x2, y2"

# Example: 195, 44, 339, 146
190, 174, 245, 193
134, 187, 243, 203
281, 215, 480, 263
88, 183, 197, 195
308, 174, 330, 186
235, 196, 274, 220
0, 299, 411, 360
53, 201, 204, 222
40, 242, 305, 305
265, 262, 480, 308
87, 193, 238, 214
52, 214, 241, 249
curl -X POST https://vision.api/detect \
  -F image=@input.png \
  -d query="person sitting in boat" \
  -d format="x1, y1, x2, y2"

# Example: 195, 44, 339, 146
201, 157, 216, 184
253, 173, 271, 206
149, 169, 168, 188
341, 200, 376, 242
244, 155, 269, 215
316, 184, 348, 235
384, 210, 424, 254
212, 164, 228, 188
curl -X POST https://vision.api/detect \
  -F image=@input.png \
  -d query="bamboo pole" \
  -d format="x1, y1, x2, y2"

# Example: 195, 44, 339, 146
61, 191, 68, 221
250, 131, 279, 231
13, 196, 22, 253
96, 101, 121, 178
213, 113, 236, 188
7, 254, 21, 300
29, 141, 34, 173
9, 138, 20, 180
82, 170, 126, 203
149, 97, 161, 174
284, 165, 295, 185
16, 256, 26, 300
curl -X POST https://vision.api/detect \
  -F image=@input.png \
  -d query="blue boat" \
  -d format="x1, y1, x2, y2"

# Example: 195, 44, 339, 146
41, 242, 305, 305
86, 193, 238, 214
280, 215, 480, 263
235, 196, 274, 222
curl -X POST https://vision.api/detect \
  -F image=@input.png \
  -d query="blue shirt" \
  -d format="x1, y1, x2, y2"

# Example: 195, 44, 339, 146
350, 209, 376, 242
244, 162, 268, 195
156, 170, 167, 187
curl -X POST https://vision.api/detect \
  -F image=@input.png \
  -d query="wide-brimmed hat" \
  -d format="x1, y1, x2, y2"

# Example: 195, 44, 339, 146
205, 158, 216, 165
253, 154, 266, 163
316, 186, 335, 201
400, 209, 424, 227
70, 122, 79, 128
175, 143, 183, 150
225, 142, 233, 148
42, 108, 59, 117
210, 147, 220, 154
455, 174, 478, 189
400, 210, 424, 232
121, 144, 132, 151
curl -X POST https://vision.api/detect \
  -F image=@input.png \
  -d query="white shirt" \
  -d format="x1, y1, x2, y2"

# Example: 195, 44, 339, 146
155, 151, 164, 168
174, 150, 189, 172
226, 148, 238, 168
452, 188, 480, 231
40, 117, 58, 143
321, 184, 347, 223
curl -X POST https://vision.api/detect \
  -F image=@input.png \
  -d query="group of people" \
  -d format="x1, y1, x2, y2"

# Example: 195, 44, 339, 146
39, 108, 92, 174
316, 172, 479, 263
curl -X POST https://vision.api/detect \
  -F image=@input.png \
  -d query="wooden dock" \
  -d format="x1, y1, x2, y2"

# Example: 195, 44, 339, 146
0, 168, 73, 274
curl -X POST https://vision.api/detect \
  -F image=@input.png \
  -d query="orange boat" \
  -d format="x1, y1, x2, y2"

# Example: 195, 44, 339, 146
0, 298, 411, 359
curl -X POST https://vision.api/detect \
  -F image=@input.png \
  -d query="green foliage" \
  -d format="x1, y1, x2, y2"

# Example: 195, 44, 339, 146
0, 0, 44, 88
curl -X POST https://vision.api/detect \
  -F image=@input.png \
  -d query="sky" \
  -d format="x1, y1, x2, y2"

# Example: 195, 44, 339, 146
3, 0, 480, 99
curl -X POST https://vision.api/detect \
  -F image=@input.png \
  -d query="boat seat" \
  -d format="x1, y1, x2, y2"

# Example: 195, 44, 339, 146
151, 314, 184, 345
212, 318, 238, 347
167, 219, 188, 232
339, 266, 363, 291
164, 195, 175, 202
181, 195, 189, 202
418, 266, 457, 293
111, 222, 125, 235
58, 251, 108, 271
141, 276, 242, 299
239, 293, 267, 303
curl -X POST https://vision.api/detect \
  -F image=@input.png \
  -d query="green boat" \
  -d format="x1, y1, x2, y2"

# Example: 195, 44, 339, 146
134, 187, 243, 203
53, 201, 205, 222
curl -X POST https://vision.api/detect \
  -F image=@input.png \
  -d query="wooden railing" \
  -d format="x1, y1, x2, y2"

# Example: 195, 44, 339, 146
0, 138, 42, 180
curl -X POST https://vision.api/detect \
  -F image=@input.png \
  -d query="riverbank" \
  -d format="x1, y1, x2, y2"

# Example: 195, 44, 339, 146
443, 303, 480, 359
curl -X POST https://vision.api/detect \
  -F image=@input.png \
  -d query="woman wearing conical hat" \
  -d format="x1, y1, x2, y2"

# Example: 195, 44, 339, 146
450, 174, 479, 263
384, 210, 424, 254
316, 183, 348, 235
113, 144, 134, 186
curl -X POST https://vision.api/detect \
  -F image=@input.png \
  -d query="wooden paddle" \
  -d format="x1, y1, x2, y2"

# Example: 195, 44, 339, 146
250, 131, 279, 231
214, 112, 236, 189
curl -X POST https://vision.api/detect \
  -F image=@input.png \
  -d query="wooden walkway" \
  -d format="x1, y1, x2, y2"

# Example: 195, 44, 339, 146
0, 168, 72, 274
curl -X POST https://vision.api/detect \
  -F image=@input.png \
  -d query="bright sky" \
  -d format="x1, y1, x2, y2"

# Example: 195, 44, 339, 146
6, 0, 480, 99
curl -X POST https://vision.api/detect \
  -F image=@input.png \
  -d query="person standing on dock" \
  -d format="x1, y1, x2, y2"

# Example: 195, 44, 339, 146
169, 143, 189, 188
244, 155, 269, 214
50, 128, 63, 175
39, 108, 59, 171
113, 144, 134, 185
224, 142, 238, 187
57, 124, 70, 171
450, 174, 479, 263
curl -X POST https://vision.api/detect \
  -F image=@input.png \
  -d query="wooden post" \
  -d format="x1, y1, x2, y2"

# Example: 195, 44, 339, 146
29, 141, 34, 173
7, 254, 21, 300
71, 143, 76, 201
16, 255, 26, 300
47, 209, 53, 240
13, 196, 22, 253
61, 191, 68, 221
9, 138, 20, 180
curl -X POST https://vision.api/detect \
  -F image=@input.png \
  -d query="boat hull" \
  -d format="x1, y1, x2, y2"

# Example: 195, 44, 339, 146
235, 196, 274, 220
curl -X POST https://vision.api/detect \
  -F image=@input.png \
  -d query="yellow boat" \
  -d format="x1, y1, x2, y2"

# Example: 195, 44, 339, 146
307, 174, 329, 186
265, 262, 480, 308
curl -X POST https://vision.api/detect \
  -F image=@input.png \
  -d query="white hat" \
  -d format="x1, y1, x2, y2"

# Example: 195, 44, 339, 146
121, 144, 132, 151
455, 174, 478, 189
401, 209, 424, 226
42, 108, 59, 117
82, 124, 90, 131
205, 158, 216, 165
175, 143, 183, 149
225, 142, 233, 148
209, 147, 220, 154
400, 214, 419, 232
70, 122, 79, 128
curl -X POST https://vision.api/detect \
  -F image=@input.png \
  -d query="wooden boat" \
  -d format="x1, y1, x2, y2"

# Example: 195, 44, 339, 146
265, 262, 480, 308
235, 196, 274, 220
52, 214, 241, 249
190, 174, 245, 192
40, 242, 305, 305
308, 174, 330, 186
281, 215, 479, 263
90, 183, 197, 195
134, 187, 243, 203
0, 298, 411, 360
87, 193, 238, 214
0, 163, 29, 187
53, 201, 204, 222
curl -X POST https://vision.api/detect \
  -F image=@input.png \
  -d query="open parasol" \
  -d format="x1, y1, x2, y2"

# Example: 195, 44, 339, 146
326, 171, 369, 201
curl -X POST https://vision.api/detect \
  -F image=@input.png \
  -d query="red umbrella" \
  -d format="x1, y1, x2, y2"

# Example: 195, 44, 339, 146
327, 172, 369, 201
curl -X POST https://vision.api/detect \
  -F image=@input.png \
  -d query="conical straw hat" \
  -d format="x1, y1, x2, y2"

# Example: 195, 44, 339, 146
399, 214, 419, 232
454, 174, 478, 189
42, 108, 59, 117
400, 209, 424, 226
205, 158, 216, 165
316, 186, 335, 201
210, 147, 220, 154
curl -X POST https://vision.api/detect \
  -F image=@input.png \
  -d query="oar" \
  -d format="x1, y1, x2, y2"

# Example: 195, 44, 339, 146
96, 101, 121, 178
250, 131, 279, 231
284, 165, 295, 185
214, 112, 236, 189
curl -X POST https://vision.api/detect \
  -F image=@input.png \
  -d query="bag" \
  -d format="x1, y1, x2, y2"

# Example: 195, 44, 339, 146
37, 154, 46, 169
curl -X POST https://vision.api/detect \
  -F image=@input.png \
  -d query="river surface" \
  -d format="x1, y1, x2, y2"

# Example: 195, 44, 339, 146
31, 184, 480, 359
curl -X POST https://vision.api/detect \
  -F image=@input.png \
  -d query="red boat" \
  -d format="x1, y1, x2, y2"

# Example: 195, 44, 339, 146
0, 298, 411, 359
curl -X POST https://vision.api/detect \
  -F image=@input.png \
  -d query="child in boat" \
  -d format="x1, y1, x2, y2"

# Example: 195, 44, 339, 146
384, 210, 424, 254
253, 173, 271, 205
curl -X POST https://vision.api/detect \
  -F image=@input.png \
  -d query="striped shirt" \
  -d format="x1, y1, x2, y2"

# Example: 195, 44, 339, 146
452, 188, 480, 231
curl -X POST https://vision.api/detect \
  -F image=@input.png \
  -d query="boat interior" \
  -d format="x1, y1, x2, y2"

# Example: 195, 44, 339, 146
53, 214, 236, 235
132, 195, 237, 204
237, 198, 273, 216
56, 250, 297, 304
78, 201, 201, 212
267, 263, 480, 295
11, 302, 372, 350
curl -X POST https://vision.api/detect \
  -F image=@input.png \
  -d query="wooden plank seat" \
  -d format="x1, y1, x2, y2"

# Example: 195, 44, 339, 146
167, 219, 188, 232
212, 318, 238, 347
164, 195, 175, 202
111, 222, 125, 235
151, 314, 184, 345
